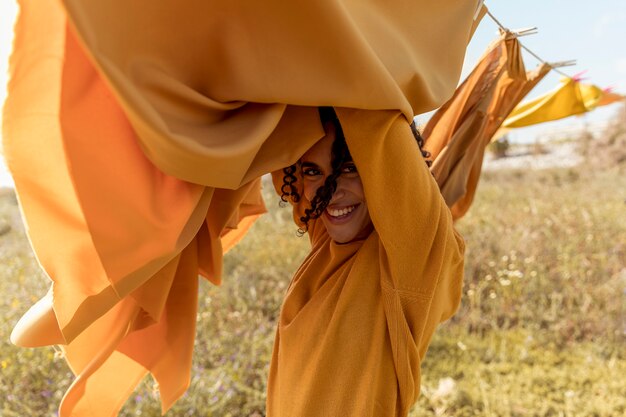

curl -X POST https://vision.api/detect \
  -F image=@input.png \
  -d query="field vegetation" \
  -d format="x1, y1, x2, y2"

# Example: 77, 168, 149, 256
0, 130, 624, 416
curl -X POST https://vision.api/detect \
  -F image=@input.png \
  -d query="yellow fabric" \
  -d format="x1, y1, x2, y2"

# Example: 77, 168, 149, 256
578, 83, 604, 110
268, 109, 465, 417
422, 33, 550, 220
4, 2, 265, 414
502, 77, 600, 128
4, 0, 482, 415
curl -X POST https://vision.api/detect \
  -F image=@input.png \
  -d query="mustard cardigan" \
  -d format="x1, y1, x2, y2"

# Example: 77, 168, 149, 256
268, 108, 465, 416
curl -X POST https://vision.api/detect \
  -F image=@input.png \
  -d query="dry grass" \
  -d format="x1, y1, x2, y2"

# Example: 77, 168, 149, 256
1, 146, 624, 416
582, 104, 626, 167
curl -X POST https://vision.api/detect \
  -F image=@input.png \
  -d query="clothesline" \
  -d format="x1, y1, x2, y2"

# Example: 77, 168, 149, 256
485, 8, 573, 79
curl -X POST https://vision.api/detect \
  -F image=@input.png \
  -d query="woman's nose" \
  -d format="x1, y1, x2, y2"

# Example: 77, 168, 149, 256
331, 178, 347, 200
332, 189, 346, 200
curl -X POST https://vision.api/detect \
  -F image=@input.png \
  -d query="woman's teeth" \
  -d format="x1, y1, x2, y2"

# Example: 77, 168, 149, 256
327, 205, 356, 218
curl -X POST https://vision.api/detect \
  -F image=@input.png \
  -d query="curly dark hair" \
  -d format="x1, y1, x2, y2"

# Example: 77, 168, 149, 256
281, 107, 431, 234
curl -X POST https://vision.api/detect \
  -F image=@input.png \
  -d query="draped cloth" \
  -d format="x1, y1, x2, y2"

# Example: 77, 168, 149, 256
597, 90, 626, 107
595, 89, 625, 108
60, 0, 483, 188
3, 0, 482, 415
422, 32, 550, 221
502, 77, 603, 128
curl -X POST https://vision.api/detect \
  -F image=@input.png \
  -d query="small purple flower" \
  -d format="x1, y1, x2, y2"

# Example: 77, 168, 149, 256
41, 390, 52, 398
134, 395, 142, 403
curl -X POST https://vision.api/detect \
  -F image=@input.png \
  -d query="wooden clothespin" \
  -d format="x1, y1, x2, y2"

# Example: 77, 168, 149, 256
548, 60, 577, 68
511, 27, 538, 37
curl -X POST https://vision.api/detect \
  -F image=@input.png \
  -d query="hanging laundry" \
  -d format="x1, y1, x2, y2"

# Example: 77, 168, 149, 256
422, 31, 550, 221
2, 0, 484, 415
596, 89, 626, 107
579, 83, 605, 110
502, 77, 603, 128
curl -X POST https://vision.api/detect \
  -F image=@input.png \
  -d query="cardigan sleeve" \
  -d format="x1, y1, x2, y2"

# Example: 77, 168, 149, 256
336, 108, 465, 296
337, 108, 465, 413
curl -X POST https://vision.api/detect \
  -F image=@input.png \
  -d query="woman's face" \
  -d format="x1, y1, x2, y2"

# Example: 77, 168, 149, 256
301, 122, 373, 243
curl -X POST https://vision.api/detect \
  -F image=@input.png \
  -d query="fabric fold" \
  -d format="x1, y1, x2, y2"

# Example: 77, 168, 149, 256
60, 0, 481, 186
5, 1, 265, 414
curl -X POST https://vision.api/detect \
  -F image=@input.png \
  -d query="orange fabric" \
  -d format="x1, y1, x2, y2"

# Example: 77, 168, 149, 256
4, 2, 265, 415
596, 91, 626, 107
4, 0, 482, 415
268, 109, 465, 417
422, 33, 550, 221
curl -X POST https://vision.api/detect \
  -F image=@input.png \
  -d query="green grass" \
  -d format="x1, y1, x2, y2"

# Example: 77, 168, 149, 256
1, 163, 624, 416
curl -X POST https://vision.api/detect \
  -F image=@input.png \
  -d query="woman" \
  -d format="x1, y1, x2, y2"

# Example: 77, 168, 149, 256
267, 107, 466, 416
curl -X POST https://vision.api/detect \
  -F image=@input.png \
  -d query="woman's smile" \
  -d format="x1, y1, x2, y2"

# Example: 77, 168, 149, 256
324, 203, 360, 224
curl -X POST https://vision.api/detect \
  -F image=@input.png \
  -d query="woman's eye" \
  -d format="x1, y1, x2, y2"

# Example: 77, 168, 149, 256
341, 164, 358, 174
302, 168, 321, 177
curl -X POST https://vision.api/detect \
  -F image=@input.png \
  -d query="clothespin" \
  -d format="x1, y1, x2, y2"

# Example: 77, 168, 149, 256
510, 27, 538, 37
548, 60, 577, 68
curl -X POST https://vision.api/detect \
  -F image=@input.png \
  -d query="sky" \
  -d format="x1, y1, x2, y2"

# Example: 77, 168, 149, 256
0, 1, 17, 119
0, 1, 17, 187
1, 0, 625, 185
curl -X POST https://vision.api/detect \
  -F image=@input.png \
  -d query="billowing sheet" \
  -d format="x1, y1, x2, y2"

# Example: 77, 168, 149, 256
3, 0, 482, 414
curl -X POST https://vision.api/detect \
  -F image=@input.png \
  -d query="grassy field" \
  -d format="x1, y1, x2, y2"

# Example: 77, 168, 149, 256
0, 160, 624, 416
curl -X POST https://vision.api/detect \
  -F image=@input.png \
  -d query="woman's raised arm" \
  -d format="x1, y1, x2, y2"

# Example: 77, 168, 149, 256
337, 108, 465, 353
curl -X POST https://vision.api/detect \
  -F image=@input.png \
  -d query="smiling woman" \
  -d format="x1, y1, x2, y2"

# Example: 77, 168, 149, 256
295, 107, 373, 243
280, 107, 431, 244
268, 107, 465, 416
